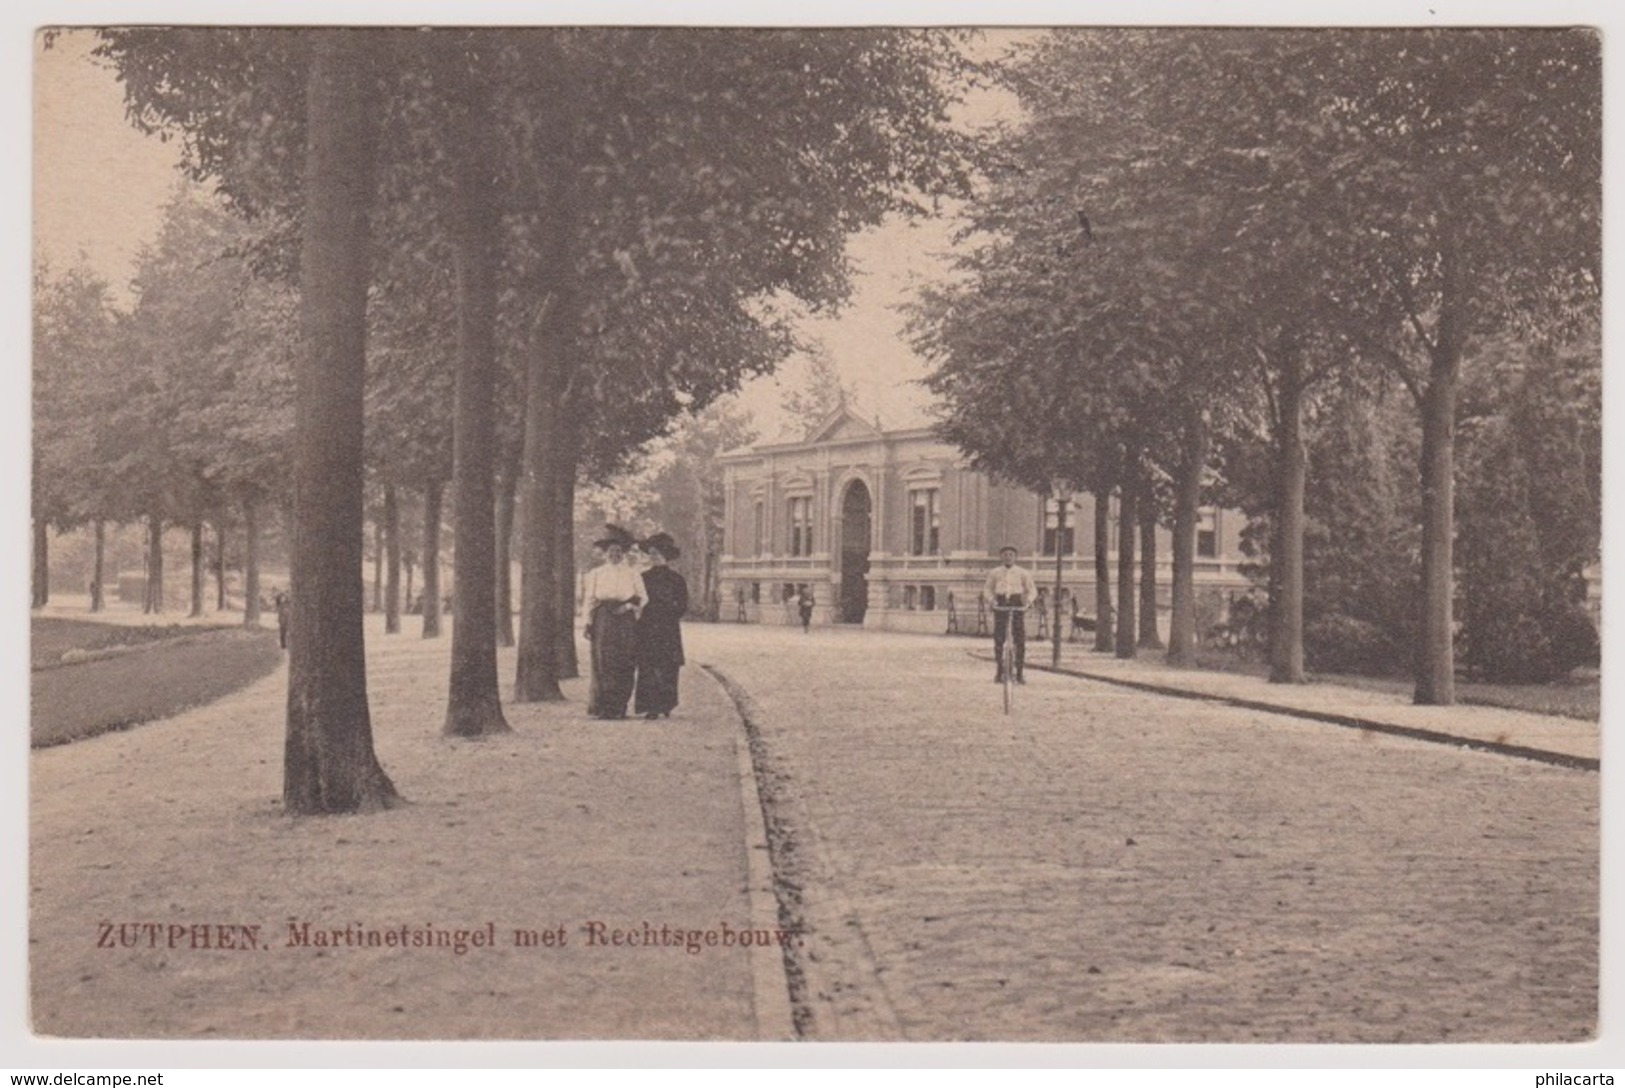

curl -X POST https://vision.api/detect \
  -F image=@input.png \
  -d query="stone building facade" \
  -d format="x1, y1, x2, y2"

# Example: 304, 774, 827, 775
717, 407, 1252, 633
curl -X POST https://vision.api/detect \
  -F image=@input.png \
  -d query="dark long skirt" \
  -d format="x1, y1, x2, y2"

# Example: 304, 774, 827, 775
633, 662, 680, 717
588, 602, 638, 718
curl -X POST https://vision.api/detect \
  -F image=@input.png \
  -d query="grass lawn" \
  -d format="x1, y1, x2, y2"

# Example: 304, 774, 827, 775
1313, 671, 1600, 721
1191, 647, 1599, 721
31, 619, 284, 747
30, 616, 236, 670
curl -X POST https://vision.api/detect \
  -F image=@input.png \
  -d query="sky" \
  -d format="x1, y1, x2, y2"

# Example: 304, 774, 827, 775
739, 215, 964, 442
33, 28, 181, 301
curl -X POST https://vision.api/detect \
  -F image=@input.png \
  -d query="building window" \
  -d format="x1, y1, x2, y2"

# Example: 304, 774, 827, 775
782, 582, 797, 604
920, 585, 936, 611
909, 488, 940, 556
750, 582, 761, 604
788, 496, 813, 557
753, 501, 765, 557
904, 585, 918, 610
1197, 509, 1218, 559
1042, 497, 1077, 557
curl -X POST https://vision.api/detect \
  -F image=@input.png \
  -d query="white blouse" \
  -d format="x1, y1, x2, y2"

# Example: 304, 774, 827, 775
582, 562, 647, 609
985, 564, 1039, 601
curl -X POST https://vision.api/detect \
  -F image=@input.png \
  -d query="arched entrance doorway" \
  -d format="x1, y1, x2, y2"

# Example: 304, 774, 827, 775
838, 480, 872, 624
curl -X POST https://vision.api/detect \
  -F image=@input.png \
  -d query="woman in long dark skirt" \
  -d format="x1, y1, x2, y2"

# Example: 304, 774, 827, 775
582, 525, 645, 719
634, 532, 688, 719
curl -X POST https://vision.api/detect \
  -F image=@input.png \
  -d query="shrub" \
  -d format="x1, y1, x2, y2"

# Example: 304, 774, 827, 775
1551, 603, 1602, 671
1304, 612, 1407, 676
1463, 600, 1598, 684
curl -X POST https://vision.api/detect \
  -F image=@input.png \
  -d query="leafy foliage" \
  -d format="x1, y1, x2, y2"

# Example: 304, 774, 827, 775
1298, 386, 1420, 675
521, 29, 976, 481
33, 259, 121, 528
912, 28, 1601, 687
96, 26, 975, 484
105, 186, 294, 521
1456, 333, 1600, 682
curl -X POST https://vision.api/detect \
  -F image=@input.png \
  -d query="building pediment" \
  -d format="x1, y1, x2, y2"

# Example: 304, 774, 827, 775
805, 405, 882, 445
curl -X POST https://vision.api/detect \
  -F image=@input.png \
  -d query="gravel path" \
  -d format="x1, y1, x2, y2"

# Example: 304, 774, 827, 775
692, 623, 1599, 1043
30, 617, 765, 1040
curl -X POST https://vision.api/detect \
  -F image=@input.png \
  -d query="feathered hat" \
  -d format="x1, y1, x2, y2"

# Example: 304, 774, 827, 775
594, 524, 637, 549
640, 531, 681, 560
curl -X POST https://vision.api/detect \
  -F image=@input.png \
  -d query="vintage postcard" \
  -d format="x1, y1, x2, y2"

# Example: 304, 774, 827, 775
18, 7, 1615, 1074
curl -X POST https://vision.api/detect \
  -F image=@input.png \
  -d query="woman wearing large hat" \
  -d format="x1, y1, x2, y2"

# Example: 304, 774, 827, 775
633, 531, 688, 719
582, 524, 645, 719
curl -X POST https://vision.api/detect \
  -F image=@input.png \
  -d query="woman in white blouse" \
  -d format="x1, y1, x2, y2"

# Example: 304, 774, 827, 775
582, 525, 646, 719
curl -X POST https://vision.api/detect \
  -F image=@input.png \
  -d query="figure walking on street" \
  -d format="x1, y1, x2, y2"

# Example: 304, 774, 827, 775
273, 589, 290, 651
634, 532, 688, 719
798, 587, 815, 633
582, 525, 645, 719
984, 545, 1037, 683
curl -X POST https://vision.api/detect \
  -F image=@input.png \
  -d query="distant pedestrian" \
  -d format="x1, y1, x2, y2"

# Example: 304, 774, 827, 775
273, 589, 290, 650
634, 532, 688, 720
797, 587, 815, 633
582, 525, 644, 720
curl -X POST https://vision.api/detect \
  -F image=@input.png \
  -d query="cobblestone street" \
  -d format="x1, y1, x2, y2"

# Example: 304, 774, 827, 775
691, 623, 1599, 1043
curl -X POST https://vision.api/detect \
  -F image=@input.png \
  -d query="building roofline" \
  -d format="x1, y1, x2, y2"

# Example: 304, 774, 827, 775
717, 424, 946, 464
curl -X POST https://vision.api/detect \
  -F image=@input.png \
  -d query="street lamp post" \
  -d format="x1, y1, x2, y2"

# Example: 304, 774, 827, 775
1052, 484, 1070, 669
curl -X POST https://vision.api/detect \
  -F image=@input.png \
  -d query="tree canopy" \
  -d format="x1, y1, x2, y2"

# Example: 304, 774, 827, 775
910, 27, 1600, 694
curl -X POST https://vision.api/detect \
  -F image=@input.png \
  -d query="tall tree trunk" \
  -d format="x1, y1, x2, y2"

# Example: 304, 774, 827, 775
1050, 494, 1068, 668
31, 518, 48, 609
189, 520, 206, 618
1271, 355, 1308, 684
284, 29, 399, 815
371, 518, 383, 612
701, 552, 718, 621
1093, 482, 1114, 653
494, 405, 526, 649
422, 480, 443, 639
244, 497, 262, 628
551, 440, 580, 680
1137, 493, 1161, 649
1410, 235, 1463, 706
214, 520, 227, 611
1415, 371, 1460, 703
495, 463, 518, 648
1115, 456, 1138, 659
516, 348, 566, 702
90, 519, 106, 613
146, 511, 164, 614
441, 45, 510, 737
383, 483, 401, 634
1167, 407, 1206, 666
515, 108, 580, 701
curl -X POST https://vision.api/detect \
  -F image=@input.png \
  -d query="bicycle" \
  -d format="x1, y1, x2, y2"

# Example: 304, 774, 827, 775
991, 601, 1025, 714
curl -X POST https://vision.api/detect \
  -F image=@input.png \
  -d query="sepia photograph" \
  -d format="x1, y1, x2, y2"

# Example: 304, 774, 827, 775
18, 3, 1614, 1072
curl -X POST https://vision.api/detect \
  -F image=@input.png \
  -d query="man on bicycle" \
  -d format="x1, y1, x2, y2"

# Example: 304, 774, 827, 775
984, 545, 1038, 684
